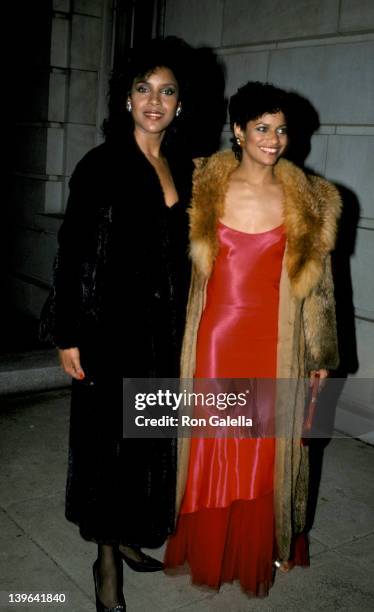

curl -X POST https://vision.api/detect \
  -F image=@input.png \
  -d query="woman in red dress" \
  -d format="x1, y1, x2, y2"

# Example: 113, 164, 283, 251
164, 82, 341, 597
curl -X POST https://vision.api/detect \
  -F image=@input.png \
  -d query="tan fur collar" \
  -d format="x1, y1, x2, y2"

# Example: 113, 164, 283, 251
189, 150, 341, 299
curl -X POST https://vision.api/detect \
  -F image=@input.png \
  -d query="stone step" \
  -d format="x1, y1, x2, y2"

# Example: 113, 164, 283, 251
0, 349, 70, 396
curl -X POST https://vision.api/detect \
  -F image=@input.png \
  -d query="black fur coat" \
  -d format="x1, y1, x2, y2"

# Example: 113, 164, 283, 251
40, 134, 193, 546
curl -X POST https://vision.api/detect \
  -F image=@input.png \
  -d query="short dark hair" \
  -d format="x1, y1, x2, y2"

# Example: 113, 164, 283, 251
228, 81, 289, 159
103, 36, 193, 146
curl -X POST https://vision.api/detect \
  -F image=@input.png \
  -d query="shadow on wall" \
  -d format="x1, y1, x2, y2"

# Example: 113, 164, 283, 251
183, 46, 227, 158
285, 90, 360, 378
285, 91, 321, 168
304, 181, 361, 529
331, 184, 360, 378
283, 90, 360, 533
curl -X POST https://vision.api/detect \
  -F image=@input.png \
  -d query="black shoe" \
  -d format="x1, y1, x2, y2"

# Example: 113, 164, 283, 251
93, 560, 126, 612
119, 547, 164, 572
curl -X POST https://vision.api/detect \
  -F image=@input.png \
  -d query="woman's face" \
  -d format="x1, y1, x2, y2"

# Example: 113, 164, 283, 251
235, 111, 288, 166
128, 66, 180, 137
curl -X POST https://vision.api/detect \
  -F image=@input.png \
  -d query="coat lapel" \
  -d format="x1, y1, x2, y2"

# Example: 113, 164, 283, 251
189, 151, 341, 299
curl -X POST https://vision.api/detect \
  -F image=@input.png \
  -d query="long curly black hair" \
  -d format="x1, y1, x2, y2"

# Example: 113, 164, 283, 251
102, 36, 193, 151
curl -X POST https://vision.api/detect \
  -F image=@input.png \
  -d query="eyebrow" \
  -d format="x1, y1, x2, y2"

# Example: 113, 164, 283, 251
255, 121, 287, 127
135, 79, 178, 87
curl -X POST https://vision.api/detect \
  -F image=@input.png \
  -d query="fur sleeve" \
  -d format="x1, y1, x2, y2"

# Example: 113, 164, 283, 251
302, 255, 339, 371
180, 266, 207, 378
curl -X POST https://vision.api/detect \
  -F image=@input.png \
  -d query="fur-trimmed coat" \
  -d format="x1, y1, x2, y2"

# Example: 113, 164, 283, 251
176, 150, 341, 560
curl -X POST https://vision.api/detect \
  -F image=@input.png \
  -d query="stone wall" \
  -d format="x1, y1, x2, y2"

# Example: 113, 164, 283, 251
10, 0, 113, 321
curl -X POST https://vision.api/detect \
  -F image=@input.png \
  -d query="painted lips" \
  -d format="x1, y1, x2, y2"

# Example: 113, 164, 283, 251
144, 111, 164, 119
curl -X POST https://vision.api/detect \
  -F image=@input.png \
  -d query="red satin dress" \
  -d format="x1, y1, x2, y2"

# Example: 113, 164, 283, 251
165, 222, 308, 595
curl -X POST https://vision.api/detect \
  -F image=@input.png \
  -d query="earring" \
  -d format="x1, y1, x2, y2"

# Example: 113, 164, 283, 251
236, 137, 241, 145
176, 106, 182, 117
126, 99, 132, 112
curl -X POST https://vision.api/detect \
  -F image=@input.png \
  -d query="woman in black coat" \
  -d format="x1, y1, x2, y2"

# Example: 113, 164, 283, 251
40, 37, 193, 611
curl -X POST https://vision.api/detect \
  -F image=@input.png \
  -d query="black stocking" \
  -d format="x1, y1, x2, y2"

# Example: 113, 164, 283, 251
95, 544, 123, 608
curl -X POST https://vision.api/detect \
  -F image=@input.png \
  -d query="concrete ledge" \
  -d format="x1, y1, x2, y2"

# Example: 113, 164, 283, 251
0, 349, 70, 396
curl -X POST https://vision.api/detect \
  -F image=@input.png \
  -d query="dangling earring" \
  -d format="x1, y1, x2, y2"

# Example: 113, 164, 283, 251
176, 105, 182, 117
126, 99, 132, 112
236, 137, 241, 145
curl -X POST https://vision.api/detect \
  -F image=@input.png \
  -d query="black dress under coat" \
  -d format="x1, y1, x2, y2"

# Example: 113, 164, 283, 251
40, 134, 192, 546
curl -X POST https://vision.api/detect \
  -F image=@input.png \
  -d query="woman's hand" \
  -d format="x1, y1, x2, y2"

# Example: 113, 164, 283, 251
309, 369, 329, 391
58, 347, 85, 380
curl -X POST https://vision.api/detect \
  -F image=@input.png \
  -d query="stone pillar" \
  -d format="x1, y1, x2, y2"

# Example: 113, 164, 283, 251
10, 0, 114, 321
